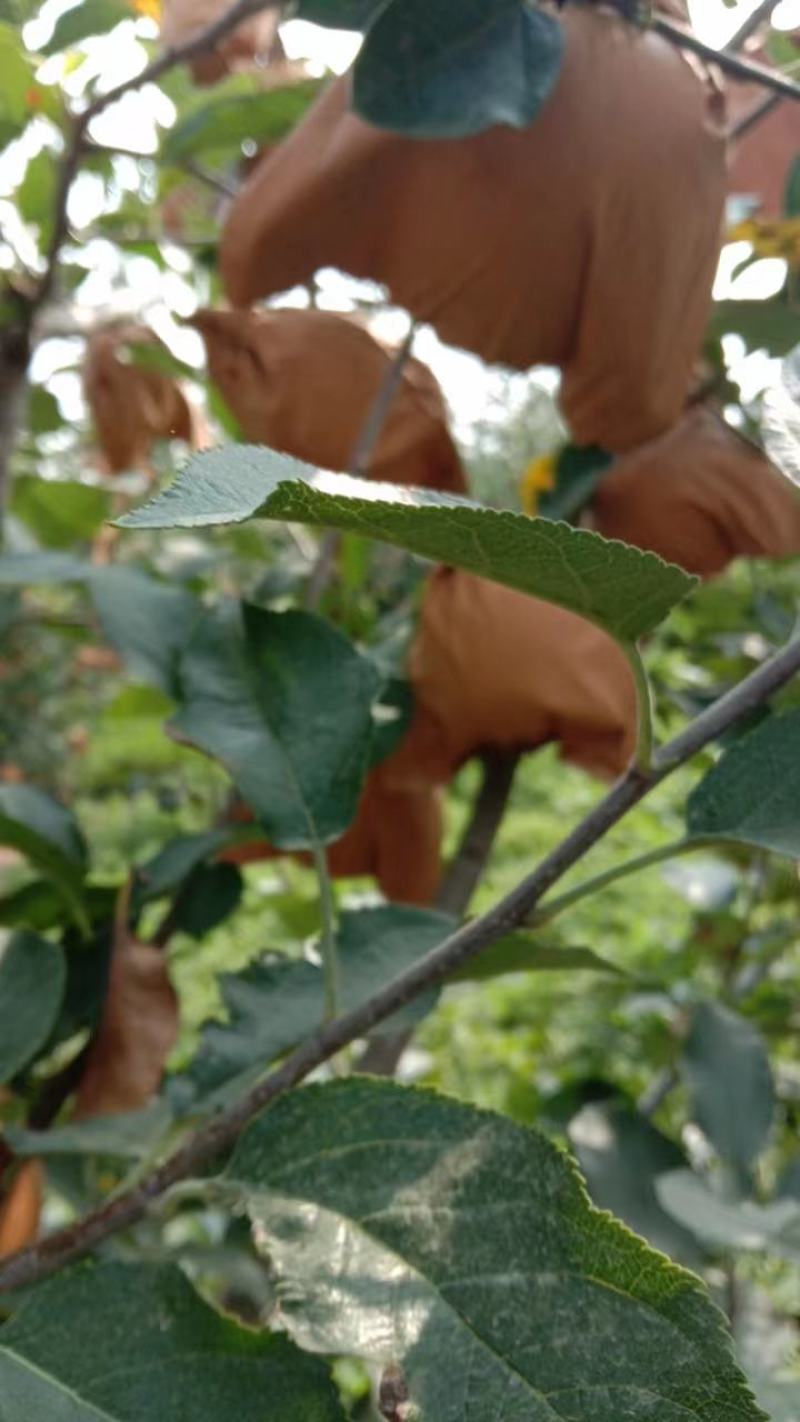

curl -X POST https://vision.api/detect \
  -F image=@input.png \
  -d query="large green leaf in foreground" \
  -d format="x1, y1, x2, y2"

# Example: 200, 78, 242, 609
119, 452, 695, 643
0, 1262, 345, 1421
229, 1079, 763, 1422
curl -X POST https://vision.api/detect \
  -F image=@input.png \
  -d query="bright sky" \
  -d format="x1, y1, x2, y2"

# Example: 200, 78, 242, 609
3, 0, 799, 435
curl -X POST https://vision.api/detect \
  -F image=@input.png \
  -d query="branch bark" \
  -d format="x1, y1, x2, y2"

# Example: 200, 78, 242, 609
653, 16, 800, 102
1, 633, 799, 1292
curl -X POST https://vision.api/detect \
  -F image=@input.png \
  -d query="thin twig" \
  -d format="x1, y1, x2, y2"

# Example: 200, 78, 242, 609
436, 751, 522, 918
653, 16, 800, 101
304, 322, 418, 610
728, 91, 782, 142
727, 0, 776, 52
358, 748, 521, 1075
1, 633, 799, 1292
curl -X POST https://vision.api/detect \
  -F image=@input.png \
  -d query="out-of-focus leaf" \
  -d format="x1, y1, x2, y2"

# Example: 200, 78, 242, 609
0, 1262, 346, 1421
0, 932, 65, 1082
687, 710, 800, 858
538, 444, 613, 523
656, 1170, 800, 1261
183, 905, 450, 1107
88, 566, 201, 696
0, 551, 89, 584
119, 452, 695, 643
454, 935, 621, 981
136, 827, 238, 902
783, 154, 800, 219
26, 385, 62, 436
6, 1101, 171, 1159
172, 603, 381, 849
16, 149, 57, 245
710, 298, 800, 357
163, 79, 323, 163
170, 861, 243, 939
0, 784, 88, 926
227, 1078, 763, 1422
569, 1100, 706, 1268
682, 1000, 775, 1178
0, 22, 34, 145
293, 0, 388, 26
39, 0, 130, 54
11, 477, 109, 548
354, 0, 564, 139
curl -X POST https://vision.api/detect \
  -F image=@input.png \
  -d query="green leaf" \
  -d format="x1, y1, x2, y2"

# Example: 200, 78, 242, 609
163, 79, 323, 163
119, 452, 695, 642
656, 1170, 800, 1261
172, 603, 381, 849
0, 931, 65, 1082
183, 906, 450, 1107
293, 0, 389, 27
170, 861, 243, 939
761, 345, 800, 487
228, 1079, 763, 1422
88, 567, 201, 696
682, 1001, 774, 1178
136, 827, 238, 901
539, 444, 614, 523
569, 1100, 706, 1268
16, 149, 57, 246
454, 934, 621, 981
354, 0, 564, 138
11, 477, 109, 548
783, 154, 800, 218
687, 710, 800, 857
0, 551, 89, 584
0, 784, 88, 926
39, 0, 130, 54
0, 22, 34, 145
0, 1262, 346, 1421
5, 1102, 171, 1160
710, 298, 800, 357
27, 385, 62, 436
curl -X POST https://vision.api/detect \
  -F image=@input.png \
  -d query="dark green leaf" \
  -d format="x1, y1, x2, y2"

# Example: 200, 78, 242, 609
0, 1262, 346, 1421
0, 784, 88, 926
88, 566, 201, 696
783, 154, 800, 218
163, 79, 323, 163
227, 1079, 762, 1422
0, 931, 65, 1082
569, 1100, 706, 1268
11, 477, 109, 548
184, 905, 450, 1106
682, 1000, 774, 1177
39, 0, 129, 54
687, 710, 800, 857
539, 444, 614, 523
293, 0, 389, 27
172, 603, 381, 848
6, 1102, 171, 1159
119, 452, 695, 643
454, 934, 621, 981
170, 861, 243, 939
136, 827, 237, 902
354, 0, 564, 138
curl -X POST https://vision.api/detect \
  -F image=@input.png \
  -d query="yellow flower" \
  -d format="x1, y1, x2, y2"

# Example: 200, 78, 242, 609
728, 217, 800, 268
132, 0, 161, 19
520, 454, 556, 516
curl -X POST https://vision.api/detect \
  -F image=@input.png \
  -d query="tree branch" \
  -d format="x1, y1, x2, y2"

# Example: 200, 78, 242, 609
653, 16, 800, 102
1, 633, 799, 1292
727, 0, 776, 52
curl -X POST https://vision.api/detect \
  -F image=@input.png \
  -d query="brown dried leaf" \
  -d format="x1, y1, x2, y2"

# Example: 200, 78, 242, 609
74, 935, 179, 1119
